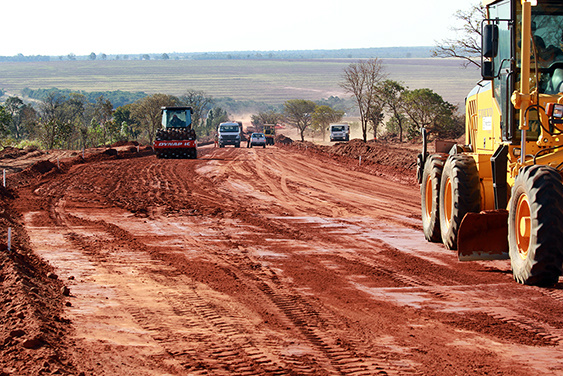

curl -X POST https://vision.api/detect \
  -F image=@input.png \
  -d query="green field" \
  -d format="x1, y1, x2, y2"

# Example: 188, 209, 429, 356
0, 58, 480, 107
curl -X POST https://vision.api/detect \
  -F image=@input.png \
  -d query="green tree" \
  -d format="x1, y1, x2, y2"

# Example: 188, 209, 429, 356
113, 104, 141, 140
38, 92, 73, 149
379, 80, 407, 142
368, 102, 385, 140
4, 96, 25, 140
283, 99, 317, 142
205, 108, 229, 134
311, 105, 344, 141
89, 52, 96, 60
402, 88, 462, 139
340, 59, 387, 142
0, 105, 12, 145
131, 94, 178, 143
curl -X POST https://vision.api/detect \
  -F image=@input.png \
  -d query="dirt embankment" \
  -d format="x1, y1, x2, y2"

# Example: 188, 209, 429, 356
278, 137, 420, 186
0, 143, 154, 375
0, 184, 76, 375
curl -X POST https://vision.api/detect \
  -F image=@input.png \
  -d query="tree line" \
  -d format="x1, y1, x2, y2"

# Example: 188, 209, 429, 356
0, 90, 230, 150
0, 46, 433, 63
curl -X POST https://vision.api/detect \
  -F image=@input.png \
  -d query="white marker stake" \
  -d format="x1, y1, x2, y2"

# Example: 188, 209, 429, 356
2, 169, 5, 187
359, 156, 362, 166
8, 227, 11, 251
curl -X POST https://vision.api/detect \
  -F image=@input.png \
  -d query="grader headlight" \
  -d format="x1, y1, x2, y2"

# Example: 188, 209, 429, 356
546, 103, 563, 120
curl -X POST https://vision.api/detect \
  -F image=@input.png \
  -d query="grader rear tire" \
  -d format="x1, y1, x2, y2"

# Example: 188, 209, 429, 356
439, 154, 481, 250
509, 165, 563, 286
421, 154, 447, 242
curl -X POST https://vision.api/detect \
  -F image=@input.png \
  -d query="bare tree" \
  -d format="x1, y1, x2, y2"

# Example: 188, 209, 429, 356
340, 59, 387, 142
179, 90, 213, 129
433, 3, 485, 68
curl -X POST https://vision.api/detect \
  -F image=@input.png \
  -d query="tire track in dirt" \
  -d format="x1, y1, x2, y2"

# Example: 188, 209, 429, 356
274, 216, 563, 349
188, 219, 423, 375
258, 150, 418, 221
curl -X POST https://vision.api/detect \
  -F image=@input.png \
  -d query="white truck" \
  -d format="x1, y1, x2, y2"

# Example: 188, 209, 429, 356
217, 122, 242, 148
329, 123, 349, 142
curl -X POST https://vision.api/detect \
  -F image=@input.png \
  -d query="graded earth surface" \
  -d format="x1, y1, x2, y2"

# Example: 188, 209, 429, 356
1, 139, 563, 375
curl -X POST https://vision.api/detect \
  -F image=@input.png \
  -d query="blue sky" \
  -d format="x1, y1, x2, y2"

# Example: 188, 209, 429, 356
3, 0, 475, 56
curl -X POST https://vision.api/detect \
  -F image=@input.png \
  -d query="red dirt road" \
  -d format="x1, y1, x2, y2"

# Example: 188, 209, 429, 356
3, 144, 563, 375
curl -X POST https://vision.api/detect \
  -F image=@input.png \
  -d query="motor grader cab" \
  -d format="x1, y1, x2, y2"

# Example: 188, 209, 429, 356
153, 106, 197, 158
418, 0, 563, 286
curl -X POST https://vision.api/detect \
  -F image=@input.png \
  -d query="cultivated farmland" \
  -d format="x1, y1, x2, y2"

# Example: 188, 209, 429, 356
0, 58, 480, 106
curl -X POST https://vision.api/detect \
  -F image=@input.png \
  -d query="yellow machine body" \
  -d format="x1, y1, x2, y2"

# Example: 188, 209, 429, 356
420, 0, 563, 285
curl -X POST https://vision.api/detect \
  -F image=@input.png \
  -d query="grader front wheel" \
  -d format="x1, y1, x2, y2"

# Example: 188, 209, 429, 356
509, 165, 563, 286
439, 155, 481, 250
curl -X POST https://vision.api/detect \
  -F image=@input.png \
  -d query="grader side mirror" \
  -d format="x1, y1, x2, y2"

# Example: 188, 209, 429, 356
483, 24, 499, 58
482, 24, 499, 80
482, 61, 495, 80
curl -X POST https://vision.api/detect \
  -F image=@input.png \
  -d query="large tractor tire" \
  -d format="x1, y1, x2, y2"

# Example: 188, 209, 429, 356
421, 154, 447, 242
508, 165, 563, 286
439, 154, 481, 250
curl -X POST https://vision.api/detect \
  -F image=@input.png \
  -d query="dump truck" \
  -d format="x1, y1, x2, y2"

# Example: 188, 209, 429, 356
418, 0, 563, 286
153, 106, 197, 159
263, 124, 276, 145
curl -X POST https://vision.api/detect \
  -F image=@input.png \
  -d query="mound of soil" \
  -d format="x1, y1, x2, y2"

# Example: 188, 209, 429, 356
279, 138, 420, 186
275, 134, 293, 144
0, 147, 32, 160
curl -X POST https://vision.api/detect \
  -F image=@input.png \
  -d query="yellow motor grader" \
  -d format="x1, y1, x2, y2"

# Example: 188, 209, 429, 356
418, 0, 563, 286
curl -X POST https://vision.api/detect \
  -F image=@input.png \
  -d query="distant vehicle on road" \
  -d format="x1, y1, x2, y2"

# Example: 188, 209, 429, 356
217, 122, 242, 148
329, 123, 349, 142
248, 133, 266, 148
